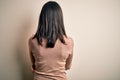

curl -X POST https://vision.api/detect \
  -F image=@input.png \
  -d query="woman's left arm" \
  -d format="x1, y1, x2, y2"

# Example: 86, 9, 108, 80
28, 38, 35, 72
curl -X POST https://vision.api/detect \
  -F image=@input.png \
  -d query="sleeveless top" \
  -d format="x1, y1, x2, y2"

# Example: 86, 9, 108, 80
28, 36, 74, 80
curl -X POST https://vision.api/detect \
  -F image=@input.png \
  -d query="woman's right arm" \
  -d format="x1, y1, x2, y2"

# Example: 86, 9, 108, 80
65, 38, 74, 70
65, 51, 73, 70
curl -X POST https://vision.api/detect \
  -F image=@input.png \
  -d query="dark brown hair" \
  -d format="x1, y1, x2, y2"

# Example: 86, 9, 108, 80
32, 1, 67, 48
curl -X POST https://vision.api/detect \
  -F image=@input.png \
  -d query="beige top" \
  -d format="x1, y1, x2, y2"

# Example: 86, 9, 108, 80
28, 36, 74, 80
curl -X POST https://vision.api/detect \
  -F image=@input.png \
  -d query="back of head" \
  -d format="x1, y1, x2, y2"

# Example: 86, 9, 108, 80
33, 1, 67, 48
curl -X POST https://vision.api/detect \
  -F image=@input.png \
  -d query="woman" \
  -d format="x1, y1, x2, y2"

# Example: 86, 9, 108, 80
28, 1, 74, 80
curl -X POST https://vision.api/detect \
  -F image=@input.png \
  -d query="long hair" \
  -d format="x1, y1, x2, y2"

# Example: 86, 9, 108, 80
32, 1, 67, 48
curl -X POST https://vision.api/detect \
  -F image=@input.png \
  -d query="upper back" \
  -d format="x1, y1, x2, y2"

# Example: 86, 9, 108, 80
29, 36, 74, 72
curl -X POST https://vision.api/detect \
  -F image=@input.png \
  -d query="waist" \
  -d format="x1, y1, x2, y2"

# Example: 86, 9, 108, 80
33, 71, 67, 80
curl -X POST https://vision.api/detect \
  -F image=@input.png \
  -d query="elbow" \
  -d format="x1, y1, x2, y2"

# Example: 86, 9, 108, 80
65, 67, 71, 70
